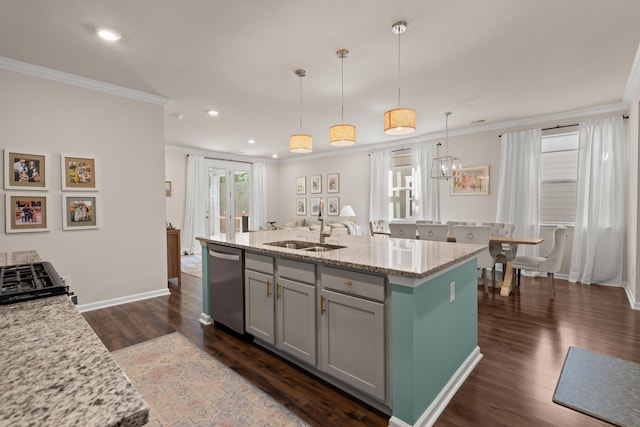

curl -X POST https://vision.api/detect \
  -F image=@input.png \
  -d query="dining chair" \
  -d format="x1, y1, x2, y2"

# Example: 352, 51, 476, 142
446, 221, 476, 236
417, 224, 449, 241
369, 220, 389, 237
452, 225, 496, 294
511, 226, 567, 300
389, 223, 418, 239
482, 222, 517, 281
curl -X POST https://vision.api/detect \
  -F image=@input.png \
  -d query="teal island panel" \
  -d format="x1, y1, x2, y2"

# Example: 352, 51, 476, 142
391, 258, 478, 425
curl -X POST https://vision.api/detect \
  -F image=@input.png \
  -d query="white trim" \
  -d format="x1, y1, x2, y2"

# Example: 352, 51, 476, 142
164, 145, 279, 165
0, 56, 170, 106
277, 103, 628, 164
199, 313, 213, 325
388, 346, 483, 427
623, 43, 640, 105
76, 288, 170, 312
623, 281, 640, 310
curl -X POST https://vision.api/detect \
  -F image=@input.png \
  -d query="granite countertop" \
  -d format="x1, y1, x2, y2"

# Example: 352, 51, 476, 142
197, 229, 484, 281
0, 250, 42, 266
0, 254, 149, 427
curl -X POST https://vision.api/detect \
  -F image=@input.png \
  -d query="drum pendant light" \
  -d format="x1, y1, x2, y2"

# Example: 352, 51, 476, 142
384, 21, 416, 136
329, 49, 356, 146
289, 69, 313, 153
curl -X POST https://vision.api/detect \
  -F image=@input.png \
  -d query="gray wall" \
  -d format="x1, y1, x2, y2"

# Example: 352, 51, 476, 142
0, 68, 167, 306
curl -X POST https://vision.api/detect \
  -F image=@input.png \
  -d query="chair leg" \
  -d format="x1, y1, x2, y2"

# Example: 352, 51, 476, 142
482, 268, 489, 294
491, 265, 496, 289
547, 272, 555, 300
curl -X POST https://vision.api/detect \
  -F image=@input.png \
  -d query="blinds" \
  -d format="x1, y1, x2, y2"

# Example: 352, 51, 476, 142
540, 134, 578, 224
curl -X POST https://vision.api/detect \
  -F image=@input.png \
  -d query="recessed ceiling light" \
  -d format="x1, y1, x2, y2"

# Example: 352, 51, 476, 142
97, 28, 122, 42
207, 110, 219, 117
248, 139, 256, 144
272, 154, 278, 159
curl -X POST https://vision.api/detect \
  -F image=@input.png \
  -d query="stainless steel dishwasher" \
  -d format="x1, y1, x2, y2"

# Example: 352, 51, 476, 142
207, 243, 245, 334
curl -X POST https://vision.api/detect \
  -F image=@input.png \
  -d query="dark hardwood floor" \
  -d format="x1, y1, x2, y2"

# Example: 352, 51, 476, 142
83, 270, 640, 426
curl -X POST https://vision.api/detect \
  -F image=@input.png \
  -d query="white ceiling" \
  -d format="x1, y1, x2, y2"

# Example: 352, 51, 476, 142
1, 1, 639, 160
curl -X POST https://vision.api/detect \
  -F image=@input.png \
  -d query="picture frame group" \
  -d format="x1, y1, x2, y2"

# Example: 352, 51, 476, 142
4, 149, 100, 233
295, 173, 340, 215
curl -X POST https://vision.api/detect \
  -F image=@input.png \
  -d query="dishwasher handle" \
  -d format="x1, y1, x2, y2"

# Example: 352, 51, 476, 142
208, 249, 241, 262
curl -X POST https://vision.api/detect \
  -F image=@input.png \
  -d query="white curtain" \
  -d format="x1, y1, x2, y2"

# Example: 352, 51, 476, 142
496, 129, 542, 257
411, 144, 440, 221
569, 116, 626, 285
181, 154, 207, 255
249, 162, 267, 231
369, 151, 392, 222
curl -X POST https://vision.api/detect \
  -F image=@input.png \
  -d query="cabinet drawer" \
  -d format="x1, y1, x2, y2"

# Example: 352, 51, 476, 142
278, 258, 315, 284
321, 267, 385, 301
246, 252, 274, 274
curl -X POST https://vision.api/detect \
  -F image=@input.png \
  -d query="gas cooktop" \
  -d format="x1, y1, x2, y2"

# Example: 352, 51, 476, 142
0, 262, 69, 305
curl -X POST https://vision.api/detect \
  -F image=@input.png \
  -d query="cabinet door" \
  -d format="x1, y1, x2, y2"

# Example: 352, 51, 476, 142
320, 289, 385, 401
245, 270, 275, 344
276, 278, 316, 366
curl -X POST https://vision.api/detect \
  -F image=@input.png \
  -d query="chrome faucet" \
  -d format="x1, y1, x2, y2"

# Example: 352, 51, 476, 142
318, 205, 330, 244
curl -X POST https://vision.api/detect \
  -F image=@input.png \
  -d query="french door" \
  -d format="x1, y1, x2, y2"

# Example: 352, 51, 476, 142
205, 160, 250, 238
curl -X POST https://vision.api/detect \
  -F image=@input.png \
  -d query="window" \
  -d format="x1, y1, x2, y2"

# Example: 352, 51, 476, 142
540, 132, 578, 224
391, 153, 413, 220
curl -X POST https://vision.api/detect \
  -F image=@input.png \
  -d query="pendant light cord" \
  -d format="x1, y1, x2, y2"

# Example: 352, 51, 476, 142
299, 75, 303, 132
397, 28, 401, 107
341, 55, 345, 122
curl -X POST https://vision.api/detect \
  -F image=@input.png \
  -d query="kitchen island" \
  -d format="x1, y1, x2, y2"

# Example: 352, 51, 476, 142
0, 251, 149, 427
198, 230, 485, 427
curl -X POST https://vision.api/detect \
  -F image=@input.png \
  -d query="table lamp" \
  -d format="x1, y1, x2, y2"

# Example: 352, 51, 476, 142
339, 205, 356, 222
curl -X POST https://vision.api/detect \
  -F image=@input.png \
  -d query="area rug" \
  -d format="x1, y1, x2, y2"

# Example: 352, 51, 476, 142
181, 254, 202, 279
112, 332, 309, 426
553, 346, 640, 426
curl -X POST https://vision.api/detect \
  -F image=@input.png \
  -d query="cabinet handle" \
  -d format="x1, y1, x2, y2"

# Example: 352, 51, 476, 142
266, 281, 271, 297
276, 283, 281, 300
320, 295, 326, 315
344, 280, 352, 286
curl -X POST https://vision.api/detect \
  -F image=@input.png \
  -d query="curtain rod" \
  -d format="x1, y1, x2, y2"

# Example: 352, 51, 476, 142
187, 153, 253, 164
499, 115, 628, 137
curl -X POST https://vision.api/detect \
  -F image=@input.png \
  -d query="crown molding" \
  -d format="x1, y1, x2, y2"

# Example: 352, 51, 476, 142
623, 43, 640, 106
279, 103, 629, 162
164, 144, 278, 164
0, 56, 170, 106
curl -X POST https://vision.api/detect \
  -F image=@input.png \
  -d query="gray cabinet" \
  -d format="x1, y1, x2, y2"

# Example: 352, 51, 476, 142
245, 253, 317, 365
320, 266, 386, 401
244, 253, 275, 344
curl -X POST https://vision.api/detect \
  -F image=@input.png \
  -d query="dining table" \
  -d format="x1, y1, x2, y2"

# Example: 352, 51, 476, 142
481, 235, 544, 296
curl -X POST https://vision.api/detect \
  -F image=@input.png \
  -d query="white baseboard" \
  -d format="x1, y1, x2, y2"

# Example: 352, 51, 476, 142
199, 313, 212, 325
76, 288, 170, 312
623, 281, 640, 310
388, 346, 483, 427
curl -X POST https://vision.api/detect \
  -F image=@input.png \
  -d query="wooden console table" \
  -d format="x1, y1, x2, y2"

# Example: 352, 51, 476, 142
167, 228, 181, 285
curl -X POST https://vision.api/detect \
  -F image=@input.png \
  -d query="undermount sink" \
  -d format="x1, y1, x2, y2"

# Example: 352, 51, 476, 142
264, 240, 345, 252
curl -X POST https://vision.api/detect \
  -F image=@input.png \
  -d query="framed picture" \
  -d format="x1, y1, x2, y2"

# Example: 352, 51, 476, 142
310, 197, 321, 216
310, 175, 322, 194
165, 181, 172, 197
5, 193, 49, 233
296, 198, 307, 215
61, 154, 97, 191
296, 176, 306, 194
327, 173, 339, 193
451, 164, 490, 196
62, 193, 99, 230
327, 197, 339, 216
4, 150, 47, 190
